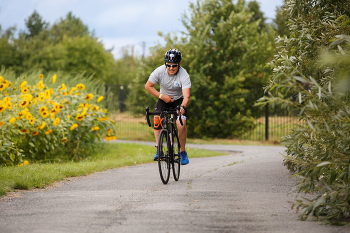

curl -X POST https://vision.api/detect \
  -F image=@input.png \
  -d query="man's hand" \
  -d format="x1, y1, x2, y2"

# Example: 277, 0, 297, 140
161, 95, 174, 103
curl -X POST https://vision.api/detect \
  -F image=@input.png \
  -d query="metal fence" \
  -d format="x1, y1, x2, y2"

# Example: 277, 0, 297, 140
106, 85, 302, 142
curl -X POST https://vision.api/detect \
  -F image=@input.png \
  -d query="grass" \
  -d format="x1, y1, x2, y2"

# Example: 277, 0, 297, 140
0, 142, 225, 197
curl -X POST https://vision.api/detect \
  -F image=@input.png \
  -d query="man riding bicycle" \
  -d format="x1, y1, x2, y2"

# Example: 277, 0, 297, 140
145, 49, 191, 165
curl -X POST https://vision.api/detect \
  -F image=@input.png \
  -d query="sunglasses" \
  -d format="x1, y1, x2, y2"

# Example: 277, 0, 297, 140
166, 63, 179, 68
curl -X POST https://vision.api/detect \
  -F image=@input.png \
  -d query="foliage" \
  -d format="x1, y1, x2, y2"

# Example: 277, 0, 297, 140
128, 0, 276, 138
0, 70, 116, 166
0, 11, 114, 82
261, 0, 350, 223
272, 0, 290, 37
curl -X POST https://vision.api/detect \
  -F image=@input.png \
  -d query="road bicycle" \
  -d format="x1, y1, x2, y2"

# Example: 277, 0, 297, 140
145, 106, 183, 184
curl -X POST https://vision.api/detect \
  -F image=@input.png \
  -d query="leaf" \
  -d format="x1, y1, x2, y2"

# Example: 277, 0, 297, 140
294, 76, 309, 83
307, 120, 314, 130
29, 142, 35, 147
317, 161, 332, 167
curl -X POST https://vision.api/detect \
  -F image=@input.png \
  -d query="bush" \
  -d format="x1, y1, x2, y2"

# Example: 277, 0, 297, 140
0, 70, 116, 165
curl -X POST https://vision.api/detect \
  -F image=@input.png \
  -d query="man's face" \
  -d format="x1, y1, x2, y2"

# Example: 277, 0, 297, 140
166, 62, 180, 75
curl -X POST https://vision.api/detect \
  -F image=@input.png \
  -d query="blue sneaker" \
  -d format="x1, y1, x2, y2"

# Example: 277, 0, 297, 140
153, 149, 164, 161
180, 151, 189, 165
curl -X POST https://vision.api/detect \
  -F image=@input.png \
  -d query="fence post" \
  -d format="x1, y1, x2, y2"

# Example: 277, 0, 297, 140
119, 85, 124, 112
265, 92, 269, 141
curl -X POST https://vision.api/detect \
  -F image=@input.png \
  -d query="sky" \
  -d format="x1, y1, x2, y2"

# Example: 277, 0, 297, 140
0, 0, 283, 59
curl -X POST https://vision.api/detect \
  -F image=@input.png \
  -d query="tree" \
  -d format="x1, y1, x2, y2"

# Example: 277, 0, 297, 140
262, 0, 350, 221
24, 10, 48, 39
128, 0, 276, 138
247, 0, 266, 32
272, 1, 290, 37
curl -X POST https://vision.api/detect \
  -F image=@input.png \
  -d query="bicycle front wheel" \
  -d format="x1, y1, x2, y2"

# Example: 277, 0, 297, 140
158, 130, 170, 184
172, 128, 181, 181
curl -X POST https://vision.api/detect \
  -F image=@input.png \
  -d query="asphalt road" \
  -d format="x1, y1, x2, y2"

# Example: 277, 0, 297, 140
0, 141, 349, 233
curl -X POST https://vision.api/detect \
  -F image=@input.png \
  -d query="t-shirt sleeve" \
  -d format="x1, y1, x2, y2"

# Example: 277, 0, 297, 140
148, 68, 159, 84
181, 74, 191, 89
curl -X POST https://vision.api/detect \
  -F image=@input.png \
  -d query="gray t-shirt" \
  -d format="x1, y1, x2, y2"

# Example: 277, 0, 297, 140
148, 65, 191, 101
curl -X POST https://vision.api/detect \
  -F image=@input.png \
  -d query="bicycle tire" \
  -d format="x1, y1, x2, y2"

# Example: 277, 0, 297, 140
172, 128, 181, 181
158, 130, 170, 184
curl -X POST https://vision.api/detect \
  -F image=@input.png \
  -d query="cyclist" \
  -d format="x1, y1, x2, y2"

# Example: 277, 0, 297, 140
145, 48, 191, 165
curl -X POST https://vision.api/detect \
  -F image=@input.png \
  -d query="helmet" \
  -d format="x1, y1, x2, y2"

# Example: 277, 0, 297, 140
164, 49, 182, 63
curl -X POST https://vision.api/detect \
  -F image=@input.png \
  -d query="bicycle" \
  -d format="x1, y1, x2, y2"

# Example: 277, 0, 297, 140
145, 106, 183, 184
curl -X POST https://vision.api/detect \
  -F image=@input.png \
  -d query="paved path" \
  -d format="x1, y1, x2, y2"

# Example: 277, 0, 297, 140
0, 141, 349, 233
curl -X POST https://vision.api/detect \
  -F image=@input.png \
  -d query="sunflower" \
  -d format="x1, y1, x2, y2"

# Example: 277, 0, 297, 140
0, 122, 4, 126
54, 103, 60, 111
67, 115, 70, 119
62, 138, 68, 143
29, 118, 35, 125
91, 105, 99, 111
45, 129, 53, 135
40, 106, 47, 113
69, 87, 76, 95
59, 83, 67, 91
85, 93, 93, 100
61, 91, 67, 96
40, 111, 49, 118
91, 126, 99, 131
26, 113, 33, 120
37, 80, 44, 90
97, 96, 104, 103
45, 90, 51, 99
21, 87, 29, 94
39, 74, 43, 79
52, 74, 57, 83
75, 113, 85, 121
20, 100, 29, 108
6, 82, 13, 88
19, 81, 27, 88
9, 118, 16, 125
70, 123, 78, 131
0, 83, 5, 91
39, 122, 45, 129
53, 117, 60, 126
31, 131, 39, 136
0, 104, 6, 112
20, 129, 29, 134
38, 92, 45, 101
76, 83, 85, 91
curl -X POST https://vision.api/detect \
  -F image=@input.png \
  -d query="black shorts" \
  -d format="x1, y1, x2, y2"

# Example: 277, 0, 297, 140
155, 98, 188, 120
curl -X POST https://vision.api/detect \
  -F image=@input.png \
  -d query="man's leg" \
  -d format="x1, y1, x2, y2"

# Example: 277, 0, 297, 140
176, 119, 187, 152
154, 130, 160, 146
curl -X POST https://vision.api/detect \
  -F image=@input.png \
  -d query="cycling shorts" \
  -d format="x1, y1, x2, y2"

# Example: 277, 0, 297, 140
155, 98, 188, 121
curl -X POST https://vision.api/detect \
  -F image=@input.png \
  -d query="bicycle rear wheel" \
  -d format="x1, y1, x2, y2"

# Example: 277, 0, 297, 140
158, 130, 170, 184
172, 129, 181, 181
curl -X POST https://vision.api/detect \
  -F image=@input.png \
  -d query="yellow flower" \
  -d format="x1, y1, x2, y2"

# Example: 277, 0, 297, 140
21, 87, 29, 94
75, 113, 85, 121
45, 89, 51, 99
105, 136, 116, 141
40, 106, 47, 113
91, 105, 99, 111
19, 81, 27, 88
97, 96, 104, 103
59, 83, 67, 91
33, 98, 38, 104
45, 129, 53, 135
38, 92, 45, 101
69, 87, 76, 95
70, 124, 78, 131
31, 131, 39, 136
17, 160, 29, 167
0, 104, 6, 112
82, 107, 88, 116
40, 111, 49, 118
0, 121, 4, 126
0, 83, 5, 91
91, 126, 99, 131
9, 118, 16, 125
85, 93, 93, 100
54, 103, 60, 111
37, 80, 44, 90
52, 74, 57, 83
20, 129, 29, 134
62, 138, 68, 143
39, 74, 43, 79
51, 113, 55, 119
29, 118, 35, 125
76, 83, 85, 91
6, 82, 13, 88
39, 122, 46, 129
26, 113, 33, 120
67, 115, 70, 119
20, 100, 29, 108
53, 117, 60, 126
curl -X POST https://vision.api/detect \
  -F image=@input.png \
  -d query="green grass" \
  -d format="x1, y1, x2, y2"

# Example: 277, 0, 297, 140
0, 142, 225, 197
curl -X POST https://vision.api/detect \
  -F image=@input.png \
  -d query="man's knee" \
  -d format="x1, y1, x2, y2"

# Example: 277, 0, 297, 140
153, 115, 164, 131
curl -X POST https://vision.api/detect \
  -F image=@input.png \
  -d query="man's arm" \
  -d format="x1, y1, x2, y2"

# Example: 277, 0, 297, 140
145, 81, 173, 103
180, 88, 190, 115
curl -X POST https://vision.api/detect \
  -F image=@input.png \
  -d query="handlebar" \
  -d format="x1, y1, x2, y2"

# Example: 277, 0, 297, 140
145, 106, 183, 127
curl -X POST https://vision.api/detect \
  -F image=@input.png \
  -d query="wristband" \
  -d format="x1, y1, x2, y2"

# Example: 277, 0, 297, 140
159, 94, 162, 99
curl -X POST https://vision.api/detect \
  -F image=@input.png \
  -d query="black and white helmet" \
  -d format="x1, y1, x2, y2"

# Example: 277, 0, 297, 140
164, 49, 182, 63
